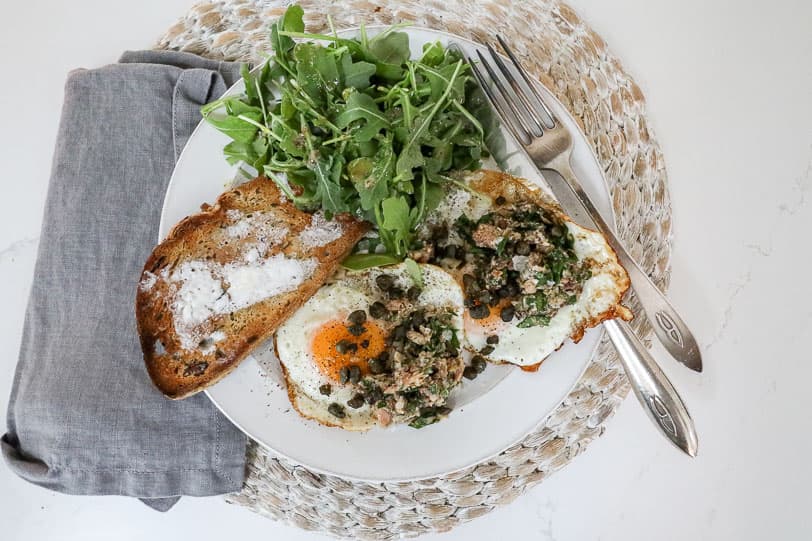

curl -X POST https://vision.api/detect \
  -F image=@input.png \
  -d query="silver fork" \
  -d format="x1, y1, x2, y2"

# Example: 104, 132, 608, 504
468, 38, 699, 456
472, 37, 703, 374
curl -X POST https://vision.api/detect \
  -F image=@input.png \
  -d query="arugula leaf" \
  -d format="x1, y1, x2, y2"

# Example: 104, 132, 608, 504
404, 258, 423, 288
368, 31, 410, 64
342, 253, 402, 271
270, 4, 304, 62
420, 41, 445, 66
206, 111, 263, 143
341, 54, 377, 89
380, 196, 411, 256
204, 5, 486, 265
310, 156, 346, 214
348, 136, 394, 212
223, 140, 257, 166
336, 91, 390, 142
293, 42, 339, 106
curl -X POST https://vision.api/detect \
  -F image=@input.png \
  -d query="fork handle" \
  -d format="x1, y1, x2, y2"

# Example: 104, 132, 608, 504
543, 156, 703, 372
604, 318, 698, 456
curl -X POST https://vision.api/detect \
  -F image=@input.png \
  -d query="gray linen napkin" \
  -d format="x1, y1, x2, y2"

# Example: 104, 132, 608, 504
1, 51, 248, 511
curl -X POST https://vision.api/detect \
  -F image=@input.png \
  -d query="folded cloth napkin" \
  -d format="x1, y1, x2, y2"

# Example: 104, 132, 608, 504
1, 50, 248, 511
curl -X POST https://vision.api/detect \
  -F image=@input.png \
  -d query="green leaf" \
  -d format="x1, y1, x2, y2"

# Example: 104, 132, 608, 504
420, 41, 445, 66
223, 140, 257, 165
380, 196, 411, 255
206, 111, 263, 143
404, 258, 423, 288
517, 314, 551, 328
294, 42, 339, 105
341, 54, 376, 89
342, 253, 402, 270
225, 100, 263, 117
241, 63, 258, 103
348, 140, 393, 212
336, 91, 390, 142
280, 4, 305, 33
368, 31, 410, 64
310, 156, 346, 214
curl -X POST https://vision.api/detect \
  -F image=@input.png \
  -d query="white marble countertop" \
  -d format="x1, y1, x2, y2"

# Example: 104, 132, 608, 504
1, 1, 810, 539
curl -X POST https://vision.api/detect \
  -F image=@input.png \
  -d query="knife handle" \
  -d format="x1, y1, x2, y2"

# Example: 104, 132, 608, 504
543, 156, 703, 372
604, 319, 699, 456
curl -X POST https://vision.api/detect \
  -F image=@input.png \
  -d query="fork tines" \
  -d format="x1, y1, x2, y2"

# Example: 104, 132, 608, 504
467, 36, 556, 144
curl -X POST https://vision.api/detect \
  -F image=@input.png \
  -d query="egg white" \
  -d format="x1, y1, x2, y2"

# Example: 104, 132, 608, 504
430, 185, 627, 367
276, 263, 465, 430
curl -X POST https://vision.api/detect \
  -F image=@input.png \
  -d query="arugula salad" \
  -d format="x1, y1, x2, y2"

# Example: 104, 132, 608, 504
201, 5, 487, 266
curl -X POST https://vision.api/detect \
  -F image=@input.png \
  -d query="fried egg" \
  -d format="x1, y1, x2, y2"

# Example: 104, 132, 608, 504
422, 170, 631, 369
275, 263, 465, 430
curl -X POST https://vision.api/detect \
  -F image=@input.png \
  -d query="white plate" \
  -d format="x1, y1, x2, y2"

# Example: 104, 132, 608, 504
161, 26, 613, 482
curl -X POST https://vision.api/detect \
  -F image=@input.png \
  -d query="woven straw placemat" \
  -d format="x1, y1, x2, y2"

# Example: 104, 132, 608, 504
156, 0, 672, 538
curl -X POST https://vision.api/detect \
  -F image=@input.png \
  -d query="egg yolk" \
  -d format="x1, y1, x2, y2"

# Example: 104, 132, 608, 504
311, 318, 387, 382
464, 298, 512, 334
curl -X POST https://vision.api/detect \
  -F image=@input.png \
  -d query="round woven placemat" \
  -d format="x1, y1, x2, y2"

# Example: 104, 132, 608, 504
156, 0, 672, 538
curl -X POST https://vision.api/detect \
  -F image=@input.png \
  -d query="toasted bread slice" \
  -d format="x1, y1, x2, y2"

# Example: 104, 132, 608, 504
136, 177, 369, 398
427, 169, 632, 368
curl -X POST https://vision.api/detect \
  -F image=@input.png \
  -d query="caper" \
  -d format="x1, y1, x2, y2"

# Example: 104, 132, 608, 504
497, 286, 511, 299
337, 339, 358, 354
347, 394, 365, 409
471, 355, 487, 373
478, 291, 492, 305
394, 324, 407, 340
469, 303, 490, 320
463, 366, 478, 380
388, 287, 404, 300
365, 387, 383, 404
516, 241, 531, 255
339, 366, 350, 384
486, 335, 500, 345
432, 224, 449, 241
348, 365, 361, 384
407, 286, 422, 301
500, 304, 516, 322
348, 310, 367, 325
411, 310, 425, 329
480, 345, 495, 355
376, 274, 395, 291
319, 383, 332, 396
445, 244, 458, 259
368, 357, 384, 374
381, 351, 393, 371
369, 301, 389, 319
462, 274, 477, 290
348, 324, 366, 337
328, 403, 346, 418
